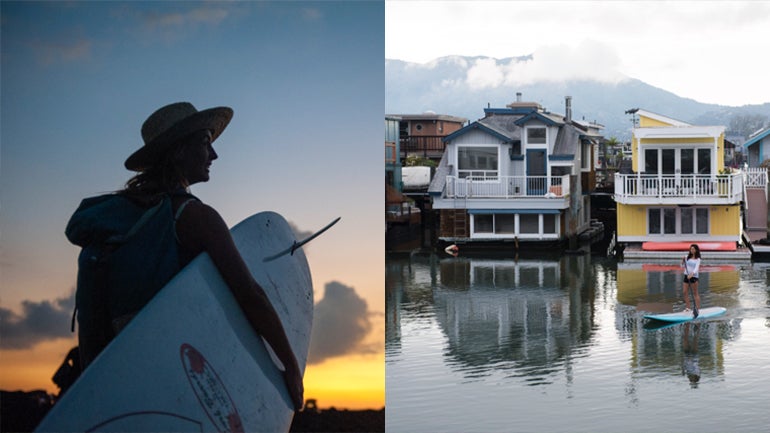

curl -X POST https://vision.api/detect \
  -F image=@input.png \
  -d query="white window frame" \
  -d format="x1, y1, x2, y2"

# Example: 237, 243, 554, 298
470, 213, 560, 239
647, 207, 709, 236
525, 126, 548, 147
456, 145, 500, 179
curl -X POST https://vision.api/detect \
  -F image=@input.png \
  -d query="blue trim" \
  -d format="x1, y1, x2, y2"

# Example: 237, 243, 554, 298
510, 155, 525, 160
514, 112, 560, 127
743, 128, 770, 148
549, 154, 574, 161
442, 121, 511, 143
484, 107, 538, 115
469, 209, 561, 215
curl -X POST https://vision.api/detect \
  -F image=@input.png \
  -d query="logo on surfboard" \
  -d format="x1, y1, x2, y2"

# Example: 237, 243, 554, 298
180, 343, 244, 433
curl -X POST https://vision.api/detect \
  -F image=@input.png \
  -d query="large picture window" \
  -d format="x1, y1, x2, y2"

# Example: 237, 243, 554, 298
458, 146, 498, 179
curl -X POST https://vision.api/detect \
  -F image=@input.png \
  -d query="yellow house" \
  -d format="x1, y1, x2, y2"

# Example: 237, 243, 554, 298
614, 109, 743, 251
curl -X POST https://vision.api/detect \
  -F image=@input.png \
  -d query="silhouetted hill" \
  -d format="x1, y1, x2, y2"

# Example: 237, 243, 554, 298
386, 56, 770, 140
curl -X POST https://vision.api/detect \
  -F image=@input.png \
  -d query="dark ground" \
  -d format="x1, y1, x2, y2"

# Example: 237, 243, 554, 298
289, 407, 385, 433
1, 390, 384, 433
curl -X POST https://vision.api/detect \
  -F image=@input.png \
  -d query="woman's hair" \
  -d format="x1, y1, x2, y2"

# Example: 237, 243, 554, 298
687, 244, 701, 259
122, 137, 191, 198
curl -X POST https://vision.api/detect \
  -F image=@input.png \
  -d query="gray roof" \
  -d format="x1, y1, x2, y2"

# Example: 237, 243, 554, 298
428, 153, 451, 195
477, 115, 522, 140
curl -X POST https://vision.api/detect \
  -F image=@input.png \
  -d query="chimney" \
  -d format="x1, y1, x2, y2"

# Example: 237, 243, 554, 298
516, 92, 522, 102
565, 96, 572, 123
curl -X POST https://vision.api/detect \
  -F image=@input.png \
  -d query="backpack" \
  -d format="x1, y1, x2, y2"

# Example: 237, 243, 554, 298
65, 192, 195, 368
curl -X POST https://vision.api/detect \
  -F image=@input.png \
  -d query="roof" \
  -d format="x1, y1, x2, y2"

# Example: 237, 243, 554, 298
442, 121, 513, 143
514, 111, 563, 127
442, 105, 599, 158
386, 113, 467, 123
635, 109, 692, 127
743, 127, 770, 148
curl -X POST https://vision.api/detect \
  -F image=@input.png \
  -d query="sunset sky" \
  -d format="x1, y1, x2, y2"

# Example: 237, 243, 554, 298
1, 1, 383, 410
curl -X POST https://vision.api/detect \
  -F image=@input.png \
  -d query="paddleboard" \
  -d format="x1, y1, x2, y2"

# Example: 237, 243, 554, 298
36, 212, 313, 433
643, 306, 726, 323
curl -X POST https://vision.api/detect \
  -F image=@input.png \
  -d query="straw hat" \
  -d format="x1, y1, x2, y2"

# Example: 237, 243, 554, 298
125, 102, 233, 171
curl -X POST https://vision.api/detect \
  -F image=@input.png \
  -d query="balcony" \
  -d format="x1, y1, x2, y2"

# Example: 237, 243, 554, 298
444, 175, 570, 199
400, 135, 445, 159
614, 173, 743, 205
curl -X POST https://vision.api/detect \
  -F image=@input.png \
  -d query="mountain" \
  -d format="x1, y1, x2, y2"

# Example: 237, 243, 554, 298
386, 56, 770, 141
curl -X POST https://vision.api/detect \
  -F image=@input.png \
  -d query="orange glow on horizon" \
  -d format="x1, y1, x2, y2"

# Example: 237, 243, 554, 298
303, 353, 385, 410
1, 340, 385, 411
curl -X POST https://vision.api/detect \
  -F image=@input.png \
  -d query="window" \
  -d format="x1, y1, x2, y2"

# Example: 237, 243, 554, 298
696, 208, 708, 233
520, 214, 539, 234
495, 214, 515, 234
474, 214, 493, 233
698, 149, 711, 175
645, 149, 658, 174
527, 127, 546, 145
649, 209, 661, 234
458, 146, 498, 178
681, 208, 694, 234
470, 213, 560, 238
543, 214, 556, 234
648, 207, 709, 235
581, 142, 591, 170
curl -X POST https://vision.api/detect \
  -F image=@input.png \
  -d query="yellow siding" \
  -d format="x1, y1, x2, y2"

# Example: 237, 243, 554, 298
617, 203, 648, 236
616, 268, 648, 304
640, 137, 713, 145
710, 205, 741, 236
631, 137, 638, 172
639, 115, 673, 128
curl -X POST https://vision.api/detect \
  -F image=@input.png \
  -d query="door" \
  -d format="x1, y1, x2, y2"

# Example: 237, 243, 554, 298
526, 150, 546, 195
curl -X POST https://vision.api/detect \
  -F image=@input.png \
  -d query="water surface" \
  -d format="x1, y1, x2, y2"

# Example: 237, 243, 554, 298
386, 253, 770, 432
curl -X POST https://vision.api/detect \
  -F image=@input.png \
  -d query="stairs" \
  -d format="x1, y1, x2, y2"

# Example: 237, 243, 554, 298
745, 188, 768, 242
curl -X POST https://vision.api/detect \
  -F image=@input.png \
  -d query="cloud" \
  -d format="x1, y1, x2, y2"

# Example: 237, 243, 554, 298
31, 38, 93, 66
0, 292, 75, 349
465, 40, 628, 90
287, 221, 314, 243
136, 5, 231, 43
308, 281, 378, 364
300, 7, 323, 22
141, 6, 229, 30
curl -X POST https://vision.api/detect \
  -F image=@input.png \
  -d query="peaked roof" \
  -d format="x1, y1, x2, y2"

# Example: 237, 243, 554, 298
743, 127, 770, 148
442, 121, 512, 143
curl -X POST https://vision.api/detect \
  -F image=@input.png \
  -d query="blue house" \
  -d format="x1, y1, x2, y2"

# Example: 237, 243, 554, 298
743, 127, 770, 167
428, 95, 603, 247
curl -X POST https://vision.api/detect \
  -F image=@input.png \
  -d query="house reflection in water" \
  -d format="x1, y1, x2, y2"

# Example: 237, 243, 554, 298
388, 254, 754, 397
430, 256, 597, 383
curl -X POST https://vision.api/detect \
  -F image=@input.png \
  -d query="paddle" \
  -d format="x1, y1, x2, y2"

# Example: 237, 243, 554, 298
263, 216, 341, 262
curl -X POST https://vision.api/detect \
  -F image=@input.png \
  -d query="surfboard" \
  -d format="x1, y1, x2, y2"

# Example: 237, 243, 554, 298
643, 306, 726, 323
36, 212, 313, 433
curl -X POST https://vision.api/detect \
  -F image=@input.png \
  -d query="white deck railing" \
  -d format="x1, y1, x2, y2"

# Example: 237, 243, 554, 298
614, 173, 743, 204
744, 167, 768, 189
445, 175, 570, 199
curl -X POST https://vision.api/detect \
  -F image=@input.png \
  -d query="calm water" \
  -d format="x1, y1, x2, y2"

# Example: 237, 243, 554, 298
385, 252, 770, 433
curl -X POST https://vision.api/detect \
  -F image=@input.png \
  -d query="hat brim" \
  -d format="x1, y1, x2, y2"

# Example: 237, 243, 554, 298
125, 106, 233, 171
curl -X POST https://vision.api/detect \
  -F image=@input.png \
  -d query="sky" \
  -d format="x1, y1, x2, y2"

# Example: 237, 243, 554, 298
386, 1, 770, 107
1, 1, 383, 410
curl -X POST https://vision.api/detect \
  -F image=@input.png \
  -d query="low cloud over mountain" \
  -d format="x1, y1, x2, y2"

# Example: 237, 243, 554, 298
387, 55, 770, 140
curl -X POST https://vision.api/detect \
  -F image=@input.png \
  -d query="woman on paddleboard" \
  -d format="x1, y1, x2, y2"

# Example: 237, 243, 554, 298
681, 243, 701, 318
67, 102, 304, 410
